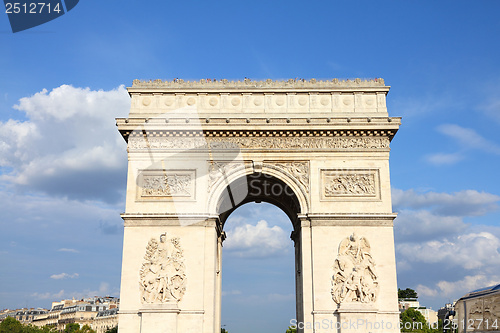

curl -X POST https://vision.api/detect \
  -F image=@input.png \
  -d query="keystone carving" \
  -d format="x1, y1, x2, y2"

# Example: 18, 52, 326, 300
139, 233, 186, 303
331, 233, 378, 304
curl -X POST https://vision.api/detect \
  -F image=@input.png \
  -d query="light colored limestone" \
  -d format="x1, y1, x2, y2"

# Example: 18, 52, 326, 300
117, 78, 401, 333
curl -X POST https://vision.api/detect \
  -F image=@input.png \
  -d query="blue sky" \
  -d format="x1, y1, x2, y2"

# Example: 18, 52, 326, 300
1, 1, 500, 332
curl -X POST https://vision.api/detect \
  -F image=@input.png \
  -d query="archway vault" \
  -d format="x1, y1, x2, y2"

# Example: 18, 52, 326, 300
117, 78, 402, 333
209, 165, 309, 231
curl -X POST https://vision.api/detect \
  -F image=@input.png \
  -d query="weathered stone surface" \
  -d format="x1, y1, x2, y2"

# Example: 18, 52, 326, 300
117, 79, 401, 333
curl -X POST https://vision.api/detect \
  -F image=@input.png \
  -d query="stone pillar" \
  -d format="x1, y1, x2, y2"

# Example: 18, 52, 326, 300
304, 215, 400, 333
298, 217, 314, 333
117, 216, 219, 333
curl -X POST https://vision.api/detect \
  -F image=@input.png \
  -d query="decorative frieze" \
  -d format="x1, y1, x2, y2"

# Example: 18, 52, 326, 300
321, 169, 380, 200
129, 135, 390, 151
131, 78, 386, 89
139, 233, 186, 303
331, 233, 378, 304
137, 170, 195, 200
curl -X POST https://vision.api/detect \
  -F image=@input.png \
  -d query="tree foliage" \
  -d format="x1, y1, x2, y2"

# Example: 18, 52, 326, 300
76, 325, 95, 333
63, 324, 96, 333
0, 317, 24, 333
286, 326, 297, 333
400, 308, 440, 333
398, 287, 418, 299
64, 323, 81, 333
0, 318, 58, 333
104, 326, 117, 333
0, 318, 95, 333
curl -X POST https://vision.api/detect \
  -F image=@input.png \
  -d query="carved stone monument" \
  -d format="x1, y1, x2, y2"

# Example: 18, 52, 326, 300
116, 78, 401, 332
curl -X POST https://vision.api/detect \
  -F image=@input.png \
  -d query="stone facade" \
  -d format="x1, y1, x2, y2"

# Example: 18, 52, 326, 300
455, 284, 500, 333
117, 78, 401, 333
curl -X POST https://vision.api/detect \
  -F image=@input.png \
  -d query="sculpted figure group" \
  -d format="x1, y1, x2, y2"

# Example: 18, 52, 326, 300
331, 233, 378, 304
140, 233, 186, 303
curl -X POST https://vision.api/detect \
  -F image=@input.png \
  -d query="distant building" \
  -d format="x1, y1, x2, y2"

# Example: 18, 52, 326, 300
0, 308, 47, 325
437, 302, 456, 322
93, 308, 118, 333
399, 299, 420, 311
399, 299, 438, 326
0, 309, 17, 322
455, 284, 500, 333
31, 296, 119, 331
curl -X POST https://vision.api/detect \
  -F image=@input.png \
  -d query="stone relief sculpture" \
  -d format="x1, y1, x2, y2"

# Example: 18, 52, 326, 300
331, 233, 378, 304
483, 296, 500, 322
324, 174, 376, 197
269, 161, 310, 193
129, 136, 390, 151
139, 233, 186, 303
141, 174, 192, 197
208, 162, 243, 192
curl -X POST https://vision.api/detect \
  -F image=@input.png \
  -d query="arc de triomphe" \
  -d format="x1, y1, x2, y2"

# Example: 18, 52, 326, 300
116, 78, 401, 333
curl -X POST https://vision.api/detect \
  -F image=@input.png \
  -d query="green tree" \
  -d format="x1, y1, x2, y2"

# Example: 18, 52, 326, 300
221, 329, 228, 333
77, 325, 96, 333
398, 287, 418, 299
0, 318, 60, 333
286, 326, 297, 333
64, 323, 81, 333
104, 327, 117, 333
0, 317, 24, 333
400, 308, 428, 332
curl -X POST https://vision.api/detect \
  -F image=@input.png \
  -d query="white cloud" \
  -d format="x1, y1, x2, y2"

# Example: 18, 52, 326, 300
394, 187, 500, 308
394, 210, 468, 242
392, 188, 500, 216
428, 124, 500, 163
436, 275, 500, 297
418, 275, 500, 301
31, 289, 65, 300
416, 284, 438, 297
57, 248, 79, 253
481, 95, 500, 124
224, 220, 289, 257
50, 272, 79, 280
437, 124, 500, 154
0, 85, 130, 203
30, 282, 116, 302
397, 232, 500, 270
426, 124, 500, 165
222, 290, 242, 296
65, 282, 115, 300
426, 152, 464, 165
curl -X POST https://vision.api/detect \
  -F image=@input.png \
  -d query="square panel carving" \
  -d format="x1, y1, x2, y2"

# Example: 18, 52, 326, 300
136, 169, 196, 201
320, 169, 380, 201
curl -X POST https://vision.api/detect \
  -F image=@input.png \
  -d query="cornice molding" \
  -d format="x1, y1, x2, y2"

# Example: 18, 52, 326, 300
130, 78, 388, 91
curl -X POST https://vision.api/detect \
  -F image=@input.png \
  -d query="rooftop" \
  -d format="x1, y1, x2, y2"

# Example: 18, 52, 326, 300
459, 283, 500, 300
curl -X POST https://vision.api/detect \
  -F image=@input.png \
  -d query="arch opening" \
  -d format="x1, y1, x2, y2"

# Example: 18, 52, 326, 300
214, 172, 305, 333
216, 172, 303, 232
221, 202, 296, 333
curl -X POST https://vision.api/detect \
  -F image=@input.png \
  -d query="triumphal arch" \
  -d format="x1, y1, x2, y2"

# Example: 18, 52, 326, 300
116, 78, 401, 333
